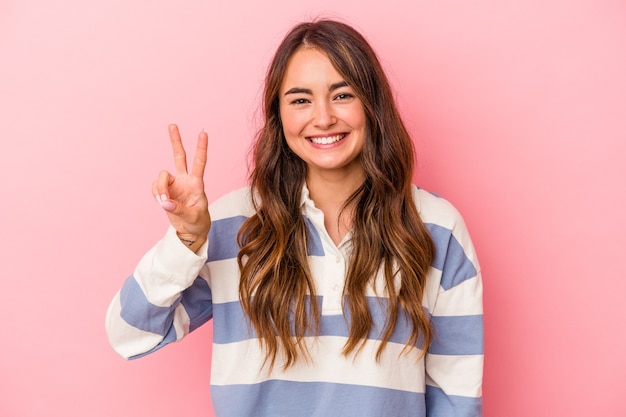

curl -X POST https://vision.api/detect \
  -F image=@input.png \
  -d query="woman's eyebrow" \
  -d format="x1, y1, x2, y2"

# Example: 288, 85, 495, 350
284, 87, 312, 96
329, 81, 349, 91
284, 81, 350, 96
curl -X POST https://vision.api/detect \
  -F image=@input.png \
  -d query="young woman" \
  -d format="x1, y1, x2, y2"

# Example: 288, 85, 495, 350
106, 19, 483, 417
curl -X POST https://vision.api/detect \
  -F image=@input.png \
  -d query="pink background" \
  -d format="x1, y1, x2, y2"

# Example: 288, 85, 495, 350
1, 0, 625, 416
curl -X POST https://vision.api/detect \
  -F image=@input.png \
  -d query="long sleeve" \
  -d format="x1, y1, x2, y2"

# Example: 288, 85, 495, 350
424, 275, 483, 416
105, 226, 212, 359
412, 186, 483, 417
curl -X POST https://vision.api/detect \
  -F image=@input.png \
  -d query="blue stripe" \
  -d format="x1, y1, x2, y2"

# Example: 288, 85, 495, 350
207, 216, 247, 261
119, 276, 179, 337
121, 276, 212, 359
350, 297, 427, 346
212, 299, 253, 343
180, 277, 214, 332
213, 298, 481, 355
429, 315, 484, 355
207, 215, 325, 261
213, 296, 426, 347
426, 385, 482, 417
426, 223, 477, 290
129, 325, 178, 360
211, 380, 425, 417
304, 217, 325, 256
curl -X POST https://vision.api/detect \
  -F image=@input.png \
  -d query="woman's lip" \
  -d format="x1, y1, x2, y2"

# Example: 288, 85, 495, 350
306, 133, 347, 145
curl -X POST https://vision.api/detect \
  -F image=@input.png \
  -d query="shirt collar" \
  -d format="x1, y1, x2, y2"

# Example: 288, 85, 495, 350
300, 183, 314, 209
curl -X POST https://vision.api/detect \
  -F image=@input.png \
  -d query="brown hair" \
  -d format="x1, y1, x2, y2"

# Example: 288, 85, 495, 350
237, 19, 434, 369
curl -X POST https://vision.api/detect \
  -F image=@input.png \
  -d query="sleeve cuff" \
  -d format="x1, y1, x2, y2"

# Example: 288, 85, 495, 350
140, 226, 209, 291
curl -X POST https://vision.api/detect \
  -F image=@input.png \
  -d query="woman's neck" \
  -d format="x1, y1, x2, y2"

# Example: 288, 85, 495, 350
305, 168, 365, 245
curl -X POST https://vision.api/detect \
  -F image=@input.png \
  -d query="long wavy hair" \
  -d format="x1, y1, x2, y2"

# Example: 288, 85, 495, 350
237, 19, 435, 370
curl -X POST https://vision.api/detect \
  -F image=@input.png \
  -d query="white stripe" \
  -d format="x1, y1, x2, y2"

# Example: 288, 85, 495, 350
173, 304, 190, 339
210, 187, 255, 220
208, 257, 446, 309
211, 336, 427, 393
206, 258, 240, 303
431, 275, 483, 316
423, 268, 442, 313
134, 226, 208, 307
414, 187, 460, 229
425, 353, 483, 397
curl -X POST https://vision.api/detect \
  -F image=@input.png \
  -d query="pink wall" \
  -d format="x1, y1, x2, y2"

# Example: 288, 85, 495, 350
1, 0, 625, 416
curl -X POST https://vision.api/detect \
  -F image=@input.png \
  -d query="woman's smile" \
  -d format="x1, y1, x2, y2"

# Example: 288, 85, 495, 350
307, 133, 347, 145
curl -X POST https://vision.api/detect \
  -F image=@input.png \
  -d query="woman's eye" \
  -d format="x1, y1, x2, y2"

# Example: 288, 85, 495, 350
334, 93, 353, 101
291, 98, 309, 105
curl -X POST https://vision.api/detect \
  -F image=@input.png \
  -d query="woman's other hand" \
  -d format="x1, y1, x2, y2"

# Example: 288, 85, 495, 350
152, 124, 211, 252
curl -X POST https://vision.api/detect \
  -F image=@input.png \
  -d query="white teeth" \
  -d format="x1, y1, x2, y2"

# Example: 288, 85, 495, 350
309, 134, 345, 145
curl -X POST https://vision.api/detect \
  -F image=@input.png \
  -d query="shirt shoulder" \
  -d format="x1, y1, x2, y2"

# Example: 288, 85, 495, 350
413, 185, 481, 277
411, 185, 465, 230
209, 186, 256, 221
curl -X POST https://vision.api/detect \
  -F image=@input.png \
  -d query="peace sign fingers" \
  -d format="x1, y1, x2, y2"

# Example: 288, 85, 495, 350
168, 124, 208, 179
169, 124, 189, 175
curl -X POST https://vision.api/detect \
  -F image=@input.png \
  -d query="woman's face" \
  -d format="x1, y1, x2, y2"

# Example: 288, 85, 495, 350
279, 47, 367, 181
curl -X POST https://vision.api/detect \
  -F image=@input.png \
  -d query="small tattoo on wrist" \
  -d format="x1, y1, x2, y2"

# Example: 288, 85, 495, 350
179, 238, 196, 247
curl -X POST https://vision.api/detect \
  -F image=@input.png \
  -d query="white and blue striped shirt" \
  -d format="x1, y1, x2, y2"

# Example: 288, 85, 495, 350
106, 185, 483, 417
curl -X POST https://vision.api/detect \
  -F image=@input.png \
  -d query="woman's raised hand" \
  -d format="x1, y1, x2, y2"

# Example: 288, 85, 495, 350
152, 124, 211, 251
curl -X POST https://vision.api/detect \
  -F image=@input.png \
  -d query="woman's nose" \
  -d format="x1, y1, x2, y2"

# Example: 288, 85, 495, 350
312, 102, 336, 129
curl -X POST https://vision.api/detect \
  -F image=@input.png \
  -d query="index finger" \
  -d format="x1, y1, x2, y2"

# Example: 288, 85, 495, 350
168, 123, 188, 175
190, 129, 208, 178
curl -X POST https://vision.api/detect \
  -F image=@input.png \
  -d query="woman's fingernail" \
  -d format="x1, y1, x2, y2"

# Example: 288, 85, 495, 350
160, 194, 168, 202
160, 200, 175, 211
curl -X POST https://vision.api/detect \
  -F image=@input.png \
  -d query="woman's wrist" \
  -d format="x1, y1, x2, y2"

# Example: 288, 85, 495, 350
176, 232, 207, 253
178, 237, 196, 246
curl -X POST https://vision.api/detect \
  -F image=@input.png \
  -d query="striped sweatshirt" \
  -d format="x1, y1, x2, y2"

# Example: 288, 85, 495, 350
105, 185, 483, 417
